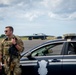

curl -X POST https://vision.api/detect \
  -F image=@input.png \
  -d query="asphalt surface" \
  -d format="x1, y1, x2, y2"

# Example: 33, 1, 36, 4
23, 40, 49, 51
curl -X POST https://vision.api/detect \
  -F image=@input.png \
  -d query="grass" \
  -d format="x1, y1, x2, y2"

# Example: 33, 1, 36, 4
0, 38, 3, 43
0, 37, 28, 43
0, 36, 55, 43
20, 37, 28, 40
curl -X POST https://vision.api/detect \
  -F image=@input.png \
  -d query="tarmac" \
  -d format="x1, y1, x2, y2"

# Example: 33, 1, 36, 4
23, 40, 48, 51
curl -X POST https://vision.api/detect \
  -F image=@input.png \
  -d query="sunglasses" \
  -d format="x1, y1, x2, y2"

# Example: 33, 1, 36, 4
4, 30, 8, 32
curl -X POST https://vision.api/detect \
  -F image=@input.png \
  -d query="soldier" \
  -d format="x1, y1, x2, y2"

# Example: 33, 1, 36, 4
0, 26, 24, 75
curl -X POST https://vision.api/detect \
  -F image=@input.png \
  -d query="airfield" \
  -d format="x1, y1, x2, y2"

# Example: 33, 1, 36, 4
23, 40, 48, 51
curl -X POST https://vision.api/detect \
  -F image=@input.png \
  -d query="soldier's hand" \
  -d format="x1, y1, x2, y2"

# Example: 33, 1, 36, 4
11, 38, 17, 45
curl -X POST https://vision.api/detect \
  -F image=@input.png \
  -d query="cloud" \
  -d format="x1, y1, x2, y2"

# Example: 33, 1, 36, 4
41, 0, 76, 13
0, 0, 41, 7
0, 0, 11, 5
68, 12, 76, 20
0, 0, 76, 21
48, 12, 76, 20
40, 0, 76, 20
16, 11, 44, 21
40, 0, 62, 9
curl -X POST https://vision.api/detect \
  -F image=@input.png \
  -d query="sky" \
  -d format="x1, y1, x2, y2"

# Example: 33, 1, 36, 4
0, 0, 76, 36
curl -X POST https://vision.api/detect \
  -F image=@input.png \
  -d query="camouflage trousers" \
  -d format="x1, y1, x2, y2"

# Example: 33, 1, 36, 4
3, 56, 21, 75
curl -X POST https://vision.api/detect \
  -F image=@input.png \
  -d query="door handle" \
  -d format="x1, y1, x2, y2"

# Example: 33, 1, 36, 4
51, 59, 60, 62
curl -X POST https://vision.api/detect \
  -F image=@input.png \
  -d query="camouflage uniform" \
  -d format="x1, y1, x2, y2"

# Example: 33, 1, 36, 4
0, 35, 24, 75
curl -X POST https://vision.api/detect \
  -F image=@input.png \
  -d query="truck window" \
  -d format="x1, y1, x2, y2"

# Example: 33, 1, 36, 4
68, 42, 76, 55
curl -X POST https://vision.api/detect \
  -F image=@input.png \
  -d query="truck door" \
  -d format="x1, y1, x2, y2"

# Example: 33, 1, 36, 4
62, 42, 76, 75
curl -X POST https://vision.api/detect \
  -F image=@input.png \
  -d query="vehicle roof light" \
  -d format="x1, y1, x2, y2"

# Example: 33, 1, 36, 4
67, 39, 71, 41
63, 33, 76, 40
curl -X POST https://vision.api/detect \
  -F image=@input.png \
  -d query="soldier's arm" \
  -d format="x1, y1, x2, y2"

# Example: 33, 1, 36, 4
15, 42, 24, 52
14, 38, 24, 52
17, 39, 24, 52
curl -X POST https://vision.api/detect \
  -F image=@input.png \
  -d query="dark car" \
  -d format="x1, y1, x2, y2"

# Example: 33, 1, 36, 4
20, 35, 76, 75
